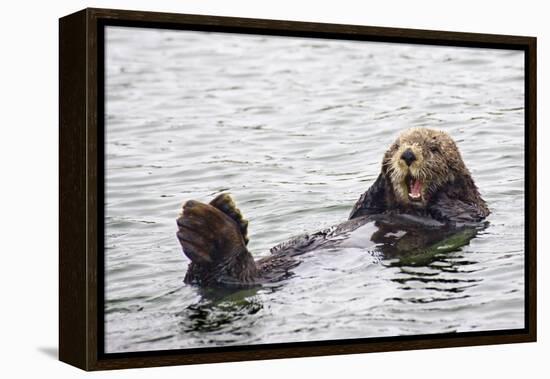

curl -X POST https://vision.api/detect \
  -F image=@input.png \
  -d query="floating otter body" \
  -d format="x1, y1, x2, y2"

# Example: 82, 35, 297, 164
177, 128, 490, 287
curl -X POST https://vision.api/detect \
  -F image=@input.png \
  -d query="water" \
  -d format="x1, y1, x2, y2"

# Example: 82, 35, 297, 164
104, 26, 525, 353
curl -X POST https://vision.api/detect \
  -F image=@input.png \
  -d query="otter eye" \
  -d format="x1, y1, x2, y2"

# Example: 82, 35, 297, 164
430, 145, 440, 153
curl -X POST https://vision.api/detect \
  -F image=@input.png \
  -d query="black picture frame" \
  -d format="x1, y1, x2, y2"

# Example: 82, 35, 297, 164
59, 7, 537, 371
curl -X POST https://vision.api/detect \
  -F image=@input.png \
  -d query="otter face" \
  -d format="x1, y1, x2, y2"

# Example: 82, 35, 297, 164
383, 128, 461, 208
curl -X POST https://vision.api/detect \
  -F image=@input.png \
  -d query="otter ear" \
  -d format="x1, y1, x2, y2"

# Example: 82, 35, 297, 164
209, 194, 249, 245
381, 143, 398, 174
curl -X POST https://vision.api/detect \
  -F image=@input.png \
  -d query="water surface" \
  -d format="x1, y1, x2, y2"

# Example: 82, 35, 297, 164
104, 27, 525, 353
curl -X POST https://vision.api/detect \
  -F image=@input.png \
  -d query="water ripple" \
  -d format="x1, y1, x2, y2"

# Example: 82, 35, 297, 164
104, 27, 525, 353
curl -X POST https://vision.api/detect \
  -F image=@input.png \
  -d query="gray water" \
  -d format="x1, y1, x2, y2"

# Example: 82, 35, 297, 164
104, 26, 525, 353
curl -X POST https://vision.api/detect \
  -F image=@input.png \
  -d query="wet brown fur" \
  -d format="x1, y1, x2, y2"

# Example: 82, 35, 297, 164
178, 128, 490, 286
178, 197, 257, 286
350, 128, 490, 222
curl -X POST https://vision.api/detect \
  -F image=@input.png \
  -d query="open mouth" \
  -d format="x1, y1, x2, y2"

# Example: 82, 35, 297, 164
406, 175, 423, 202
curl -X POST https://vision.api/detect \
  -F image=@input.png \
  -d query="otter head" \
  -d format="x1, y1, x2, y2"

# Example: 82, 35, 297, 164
382, 128, 466, 209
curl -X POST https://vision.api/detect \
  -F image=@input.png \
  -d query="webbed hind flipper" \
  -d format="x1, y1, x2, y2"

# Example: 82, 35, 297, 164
177, 199, 258, 286
209, 193, 249, 245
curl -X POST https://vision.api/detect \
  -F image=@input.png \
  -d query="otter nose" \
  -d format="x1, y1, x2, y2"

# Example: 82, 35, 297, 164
401, 149, 416, 166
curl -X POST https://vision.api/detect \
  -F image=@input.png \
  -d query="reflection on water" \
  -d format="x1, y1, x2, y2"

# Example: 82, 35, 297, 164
104, 27, 525, 353
178, 288, 264, 335
371, 220, 481, 265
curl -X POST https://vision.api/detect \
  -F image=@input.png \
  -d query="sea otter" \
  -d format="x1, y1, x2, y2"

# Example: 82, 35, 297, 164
176, 128, 490, 287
